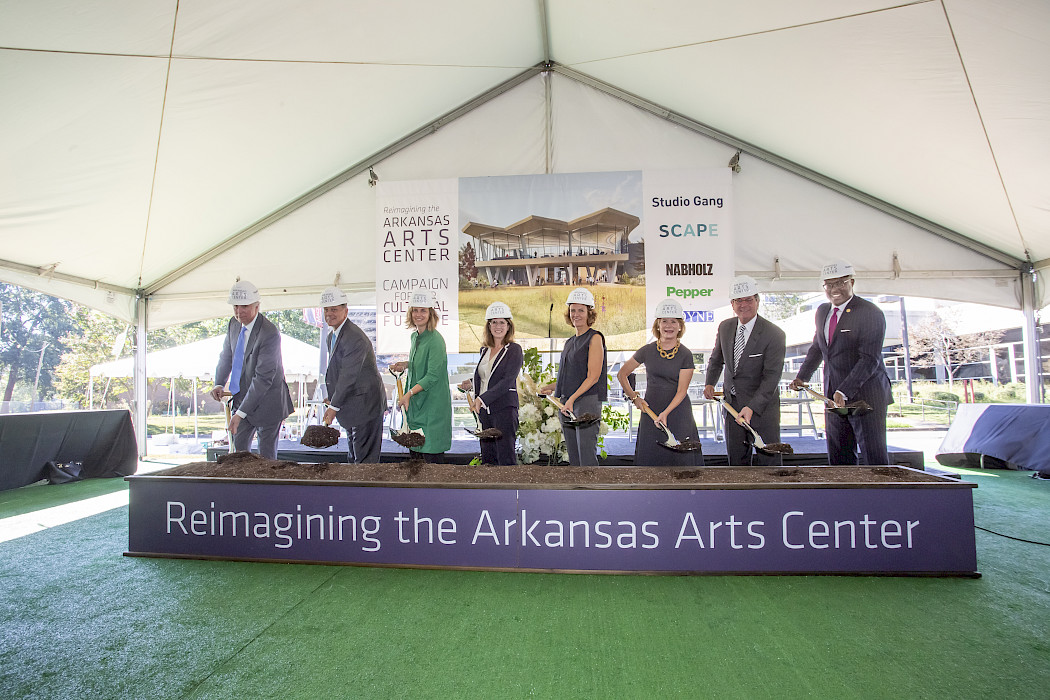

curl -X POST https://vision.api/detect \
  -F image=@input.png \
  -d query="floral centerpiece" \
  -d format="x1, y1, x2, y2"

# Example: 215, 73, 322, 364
516, 348, 566, 465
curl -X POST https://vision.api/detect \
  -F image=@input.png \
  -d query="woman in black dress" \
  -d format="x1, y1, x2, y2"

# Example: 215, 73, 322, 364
617, 298, 703, 466
541, 287, 607, 466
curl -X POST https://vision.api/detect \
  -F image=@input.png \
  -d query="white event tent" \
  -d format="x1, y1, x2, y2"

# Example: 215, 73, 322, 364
2, 1, 1049, 451
88, 333, 321, 439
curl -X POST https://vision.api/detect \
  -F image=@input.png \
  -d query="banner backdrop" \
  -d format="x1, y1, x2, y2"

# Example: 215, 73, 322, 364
377, 170, 732, 354
376, 179, 459, 354
642, 168, 733, 350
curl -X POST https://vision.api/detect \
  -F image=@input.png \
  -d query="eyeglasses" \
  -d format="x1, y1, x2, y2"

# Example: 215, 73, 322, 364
822, 278, 852, 290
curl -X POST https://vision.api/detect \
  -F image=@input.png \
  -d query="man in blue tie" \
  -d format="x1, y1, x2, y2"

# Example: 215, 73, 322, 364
319, 286, 386, 463
210, 279, 294, 459
790, 261, 893, 465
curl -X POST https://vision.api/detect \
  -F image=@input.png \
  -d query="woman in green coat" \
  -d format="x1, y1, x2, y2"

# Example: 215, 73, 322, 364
394, 291, 452, 461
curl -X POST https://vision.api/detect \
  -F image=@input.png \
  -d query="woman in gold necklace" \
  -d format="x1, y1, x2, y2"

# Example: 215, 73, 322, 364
617, 298, 703, 466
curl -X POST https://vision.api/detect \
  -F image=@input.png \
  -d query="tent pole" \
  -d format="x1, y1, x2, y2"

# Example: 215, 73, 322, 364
193, 377, 198, 440
133, 295, 148, 457
1020, 267, 1042, 403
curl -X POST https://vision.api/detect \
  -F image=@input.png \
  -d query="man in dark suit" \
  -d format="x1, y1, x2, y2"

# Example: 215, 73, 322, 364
320, 286, 386, 463
210, 279, 294, 459
704, 276, 787, 465
790, 261, 893, 465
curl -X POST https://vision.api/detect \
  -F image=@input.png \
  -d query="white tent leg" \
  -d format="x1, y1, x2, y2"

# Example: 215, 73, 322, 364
1020, 267, 1042, 403
133, 296, 148, 457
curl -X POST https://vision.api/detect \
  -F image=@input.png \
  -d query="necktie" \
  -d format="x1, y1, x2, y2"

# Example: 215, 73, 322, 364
733, 323, 746, 369
229, 326, 247, 394
327, 330, 336, 354
828, 307, 840, 344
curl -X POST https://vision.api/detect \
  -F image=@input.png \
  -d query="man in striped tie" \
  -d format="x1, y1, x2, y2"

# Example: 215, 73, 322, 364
790, 261, 893, 465
210, 279, 294, 459
704, 276, 786, 465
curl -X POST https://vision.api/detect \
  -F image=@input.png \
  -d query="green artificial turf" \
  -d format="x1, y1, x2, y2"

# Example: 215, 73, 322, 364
1, 470, 1048, 699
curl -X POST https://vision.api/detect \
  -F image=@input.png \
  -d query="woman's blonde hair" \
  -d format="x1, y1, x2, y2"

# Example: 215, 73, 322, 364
563, 305, 597, 327
405, 306, 439, 332
651, 317, 684, 340
482, 317, 516, 347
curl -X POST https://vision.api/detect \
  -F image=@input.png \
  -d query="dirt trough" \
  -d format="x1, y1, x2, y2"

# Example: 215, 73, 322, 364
155, 451, 951, 486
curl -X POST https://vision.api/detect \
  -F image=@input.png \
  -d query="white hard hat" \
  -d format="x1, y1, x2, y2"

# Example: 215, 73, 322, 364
653, 298, 685, 320
821, 260, 855, 281
485, 301, 512, 320
320, 286, 348, 307
729, 275, 759, 300
227, 279, 260, 305
409, 290, 439, 309
566, 287, 595, 307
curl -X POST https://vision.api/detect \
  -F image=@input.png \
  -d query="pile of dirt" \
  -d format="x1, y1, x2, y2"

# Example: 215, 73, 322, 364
155, 452, 949, 486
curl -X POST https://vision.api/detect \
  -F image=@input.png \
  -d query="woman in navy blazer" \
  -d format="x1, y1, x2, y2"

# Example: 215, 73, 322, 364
459, 301, 524, 465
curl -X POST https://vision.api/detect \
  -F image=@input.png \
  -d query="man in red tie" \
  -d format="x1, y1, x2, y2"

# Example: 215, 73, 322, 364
790, 261, 893, 465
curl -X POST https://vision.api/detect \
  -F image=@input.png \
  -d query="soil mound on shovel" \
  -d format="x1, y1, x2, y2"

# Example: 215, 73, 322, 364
159, 452, 949, 486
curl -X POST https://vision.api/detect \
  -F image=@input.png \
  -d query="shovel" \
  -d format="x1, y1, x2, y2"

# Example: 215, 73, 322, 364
300, 409, 340, 449
218, 391, 234, 450
716, 396, 794, 455
543, 394, 600, 427
799, 383, 872, 415
389, 368, 426, 448
636, 401, 702, 453
458, 388, 502, 439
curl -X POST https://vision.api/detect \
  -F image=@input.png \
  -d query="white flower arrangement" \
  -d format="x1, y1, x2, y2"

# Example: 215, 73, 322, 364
516, 353, 567, 465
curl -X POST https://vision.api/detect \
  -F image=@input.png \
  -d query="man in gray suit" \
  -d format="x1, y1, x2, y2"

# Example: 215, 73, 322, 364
210, 279, 294, 459
320, 286, 386, 463
704, 276, 787, 465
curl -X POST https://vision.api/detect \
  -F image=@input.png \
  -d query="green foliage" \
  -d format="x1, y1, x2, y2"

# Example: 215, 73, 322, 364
55, 307, 131, 409
0, 283, 79, 402
264, 309, 322, 346
761, 293, 809, 321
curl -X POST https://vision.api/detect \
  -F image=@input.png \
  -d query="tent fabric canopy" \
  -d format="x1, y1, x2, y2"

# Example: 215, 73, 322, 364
89, 333, 320, 382
2, 1, 1048, 327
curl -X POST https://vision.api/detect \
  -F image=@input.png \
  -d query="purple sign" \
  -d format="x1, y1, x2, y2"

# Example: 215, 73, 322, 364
127, 479, 977, 575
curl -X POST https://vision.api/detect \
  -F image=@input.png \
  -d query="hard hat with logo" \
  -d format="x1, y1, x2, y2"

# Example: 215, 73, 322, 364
320, 286, 348, 308
653, 298, 685, 320
227, 279, 260, 305
729, 275, 760, 300
485, 301, 512, 320
821, 260, 855, 281
565, 287, 595, 307
409, 290, 439, 309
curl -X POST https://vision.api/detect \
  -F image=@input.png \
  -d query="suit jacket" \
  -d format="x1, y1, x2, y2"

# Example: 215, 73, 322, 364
473, 343, 523, 414
324, 321, 385, 426
215, 314, 294, 427
705, 315, 786, 435
796, 295, 893, 408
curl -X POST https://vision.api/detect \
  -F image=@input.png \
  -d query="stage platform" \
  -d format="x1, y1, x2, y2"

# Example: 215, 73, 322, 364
208, 433, 924, 469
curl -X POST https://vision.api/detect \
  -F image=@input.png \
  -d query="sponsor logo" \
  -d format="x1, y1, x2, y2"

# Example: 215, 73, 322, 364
666, 286, 713, 299
665, 263, 713, 276
658, 223, 719, 237
684, 310, 714, 323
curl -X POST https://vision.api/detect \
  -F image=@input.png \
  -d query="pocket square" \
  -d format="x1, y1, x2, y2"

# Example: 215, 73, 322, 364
838, 329, 851, 333
748, 353, 763, 357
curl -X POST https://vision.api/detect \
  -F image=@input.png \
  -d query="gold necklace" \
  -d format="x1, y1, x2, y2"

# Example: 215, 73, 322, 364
657, 340, 680, 360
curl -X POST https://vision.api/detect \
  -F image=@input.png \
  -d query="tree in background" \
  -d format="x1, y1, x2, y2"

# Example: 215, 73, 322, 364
0, 283, 79, 409
761, 293, 810, 321
459, 242, 478, 288
55, 308, 131, 409
263, 309, 320, 345
905, 313, 1004, 391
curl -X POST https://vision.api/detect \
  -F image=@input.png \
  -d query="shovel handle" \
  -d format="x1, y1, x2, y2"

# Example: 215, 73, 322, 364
800, 383, 835, 405
716, 396, 765, 444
